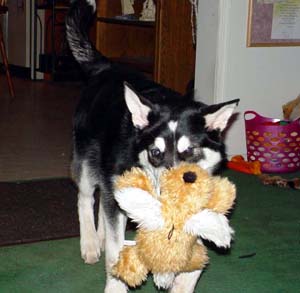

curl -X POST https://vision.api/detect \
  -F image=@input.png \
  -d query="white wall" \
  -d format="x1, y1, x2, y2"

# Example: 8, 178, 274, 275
6, 0, 44, 79
7, 0, 28, 67
195, 0, 300, 156
194, 0, 219, 104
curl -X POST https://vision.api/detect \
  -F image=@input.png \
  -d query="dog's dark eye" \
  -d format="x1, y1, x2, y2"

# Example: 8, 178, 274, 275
150, 148, 161, 157
186, 146, 194, 154
181, 146, 195, 156
178, 145, 203, 162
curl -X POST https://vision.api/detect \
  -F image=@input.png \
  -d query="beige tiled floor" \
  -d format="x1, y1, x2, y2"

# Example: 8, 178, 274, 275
0, 76, 80, 182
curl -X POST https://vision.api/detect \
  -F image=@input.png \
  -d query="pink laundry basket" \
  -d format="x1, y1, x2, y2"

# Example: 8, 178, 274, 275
244, 111, 300, 173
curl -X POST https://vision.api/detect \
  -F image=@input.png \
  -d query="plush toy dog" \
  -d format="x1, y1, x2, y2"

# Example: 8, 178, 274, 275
112, 164, 236, 289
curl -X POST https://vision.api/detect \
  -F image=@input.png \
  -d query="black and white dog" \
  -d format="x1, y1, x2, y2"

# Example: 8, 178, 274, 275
66, 0, 239, 292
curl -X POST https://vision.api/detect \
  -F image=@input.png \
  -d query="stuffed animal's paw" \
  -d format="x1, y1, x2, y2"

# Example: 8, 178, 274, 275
184, 209, 234, 248
112, 246, 148, 288
115, 187, 164, 230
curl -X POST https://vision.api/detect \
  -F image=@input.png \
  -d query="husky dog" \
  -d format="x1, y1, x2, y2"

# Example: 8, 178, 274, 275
66, 0, 239, 292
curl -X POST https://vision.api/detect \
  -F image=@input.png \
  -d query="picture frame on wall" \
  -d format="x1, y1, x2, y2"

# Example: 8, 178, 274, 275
247, 0, 300, 47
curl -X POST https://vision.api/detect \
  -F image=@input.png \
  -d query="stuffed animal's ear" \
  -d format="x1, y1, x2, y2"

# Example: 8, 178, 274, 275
202, 99, 239, 131
184, 209, 234, 248
205, 177, 236, 214
124, 82, 152, 129
115, 187, 164, 230
115, 167, 156, 195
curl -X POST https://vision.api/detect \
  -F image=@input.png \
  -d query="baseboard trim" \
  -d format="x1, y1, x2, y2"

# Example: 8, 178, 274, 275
0, 64, 31, 79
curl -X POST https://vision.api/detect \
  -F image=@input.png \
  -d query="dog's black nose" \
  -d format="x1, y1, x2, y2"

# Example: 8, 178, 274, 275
183, 171, 197, 183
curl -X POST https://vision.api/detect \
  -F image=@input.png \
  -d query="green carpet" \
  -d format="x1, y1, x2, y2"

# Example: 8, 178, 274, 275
0, 170, 300, 292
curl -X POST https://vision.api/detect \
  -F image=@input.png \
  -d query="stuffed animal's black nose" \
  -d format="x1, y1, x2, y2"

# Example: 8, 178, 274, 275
183, 171, 197, 183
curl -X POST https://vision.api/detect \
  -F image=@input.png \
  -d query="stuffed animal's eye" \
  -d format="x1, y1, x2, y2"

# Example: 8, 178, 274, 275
150, 148, 161, 157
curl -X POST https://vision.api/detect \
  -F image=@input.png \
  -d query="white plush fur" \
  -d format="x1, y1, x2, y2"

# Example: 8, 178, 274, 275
184, 209, 234, 248
115, 187, 164, 230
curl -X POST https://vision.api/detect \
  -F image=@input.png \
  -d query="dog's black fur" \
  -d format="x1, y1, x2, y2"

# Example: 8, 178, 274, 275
66, 1, 239, 291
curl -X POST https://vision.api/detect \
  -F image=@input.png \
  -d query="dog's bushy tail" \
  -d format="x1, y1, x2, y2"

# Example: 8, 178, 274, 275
66, 0, 111, 76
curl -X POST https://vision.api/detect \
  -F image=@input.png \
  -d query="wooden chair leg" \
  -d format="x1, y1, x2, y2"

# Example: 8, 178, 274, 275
0, 23, 15, 98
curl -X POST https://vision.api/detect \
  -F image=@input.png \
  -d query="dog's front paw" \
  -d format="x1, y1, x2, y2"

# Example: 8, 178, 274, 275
153, 273, 175, 290
104, 277, 128, 293
80, 233, 101, 264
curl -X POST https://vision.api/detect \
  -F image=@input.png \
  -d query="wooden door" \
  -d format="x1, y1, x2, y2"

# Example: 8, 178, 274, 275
154, 0, 196, 94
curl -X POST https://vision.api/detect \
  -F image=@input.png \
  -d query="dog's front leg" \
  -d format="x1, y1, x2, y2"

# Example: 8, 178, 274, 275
77, 164, 101, 264
97, 196, 106, 252
104, 211, 128, 293
169, 270, 203, 293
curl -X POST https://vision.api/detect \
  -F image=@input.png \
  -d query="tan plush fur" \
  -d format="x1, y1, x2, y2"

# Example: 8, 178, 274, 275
112, 164, 236, 288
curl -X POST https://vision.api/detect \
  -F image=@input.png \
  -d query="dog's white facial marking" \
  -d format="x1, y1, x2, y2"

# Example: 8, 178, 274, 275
86, 0, 96, 11
177, 136, 191, 153
138, 150, 164, 195
168, 121, 178, 133
154, 137, 166, 152
198, 148, 221, 174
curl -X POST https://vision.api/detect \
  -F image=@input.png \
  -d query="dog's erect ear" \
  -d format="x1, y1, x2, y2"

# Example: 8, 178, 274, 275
202, 99, 239, 131
124, 82, 151, 129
